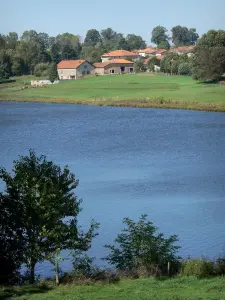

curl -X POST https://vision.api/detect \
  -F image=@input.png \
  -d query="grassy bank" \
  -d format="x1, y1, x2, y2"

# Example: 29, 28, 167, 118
0, 74, 225, 112
2, 277, 225, 300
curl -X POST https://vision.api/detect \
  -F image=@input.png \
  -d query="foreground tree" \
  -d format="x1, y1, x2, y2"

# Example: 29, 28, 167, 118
104, 215, 180, 274
126, 34, 146, 50
0, 192, 25, 284
192, 30, 225, 81
0, 151, 99, 284
134, 59, 146, 72
49, 63, 58, 83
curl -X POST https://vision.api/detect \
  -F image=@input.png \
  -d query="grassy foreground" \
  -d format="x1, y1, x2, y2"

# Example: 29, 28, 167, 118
1, 277, 225, 300
0, 74, 225, 112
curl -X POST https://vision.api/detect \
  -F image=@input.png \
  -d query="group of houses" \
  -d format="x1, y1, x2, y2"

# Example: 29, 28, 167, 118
57, 46, 195, 80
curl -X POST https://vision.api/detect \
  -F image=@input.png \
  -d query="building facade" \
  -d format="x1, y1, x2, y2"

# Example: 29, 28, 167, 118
94, 59, 134, 75
57, 60, 95, 80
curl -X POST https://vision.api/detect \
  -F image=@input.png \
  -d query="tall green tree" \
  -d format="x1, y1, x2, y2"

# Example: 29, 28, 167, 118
0, 151, 99, 284
171, 26, 199, 46
104, 215, 180, 273
126, 34, 146, 50
0, 192, 25, 284
84, 29, 101, 47
49, 63, 58, 82
151, 26, 169, 46
0, 50, 11, 79
192, 30, 225, 81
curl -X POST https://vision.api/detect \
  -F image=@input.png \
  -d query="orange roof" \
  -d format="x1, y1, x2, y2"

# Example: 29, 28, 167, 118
57, 60, 86, 69
169, 46, 195, 53
138, 47, 157, 54
94, 59, 133, 68
102, 50, 139, 57
156, 49, 167, 54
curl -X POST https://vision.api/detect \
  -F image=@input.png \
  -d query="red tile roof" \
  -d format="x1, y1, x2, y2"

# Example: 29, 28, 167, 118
156, 49, 167, 54
138, 47, 157, 54
102, 50, 139, 57
169, 46, 195, 53
57, 60, 86, 69
94, 59, 133, 68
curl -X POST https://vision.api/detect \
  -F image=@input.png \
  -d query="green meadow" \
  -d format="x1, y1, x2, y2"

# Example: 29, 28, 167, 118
1, 74, 225, 112
2, 277, 225, 300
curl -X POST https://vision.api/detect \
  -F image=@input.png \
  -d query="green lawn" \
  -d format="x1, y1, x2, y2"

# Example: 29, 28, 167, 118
1, 74, 225, 112
1, 277, 225, 300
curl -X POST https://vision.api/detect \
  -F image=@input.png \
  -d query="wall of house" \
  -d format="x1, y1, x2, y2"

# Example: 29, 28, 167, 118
102, 56, 139, 62
95, 67, 105, 75
57, 68, 77, 80
57, 62, 95, 80
104, 64, 134, 74
76, 61, 95, 78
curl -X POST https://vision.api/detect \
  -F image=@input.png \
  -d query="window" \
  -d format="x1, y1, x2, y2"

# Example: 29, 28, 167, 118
82, 71, 85, 75
87, 70, 90, 75
110, 70, 115, 74
130, 68, 134, 73
84, 64, 87, 69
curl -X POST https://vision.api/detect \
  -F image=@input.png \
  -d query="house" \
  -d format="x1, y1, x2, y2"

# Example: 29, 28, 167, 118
57, 60, 95, 80
101, 50, 140, 62
138, 47, 157, 57
138, 47, 167, 57
94, 59, 134, 75
169, 46, 195, 57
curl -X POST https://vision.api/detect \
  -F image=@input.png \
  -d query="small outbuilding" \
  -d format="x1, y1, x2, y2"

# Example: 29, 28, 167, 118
57, 60, 95, 80
94, 59, 134, 75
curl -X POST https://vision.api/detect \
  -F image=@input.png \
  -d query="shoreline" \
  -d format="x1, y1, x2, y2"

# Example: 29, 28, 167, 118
0, 96, 225, 113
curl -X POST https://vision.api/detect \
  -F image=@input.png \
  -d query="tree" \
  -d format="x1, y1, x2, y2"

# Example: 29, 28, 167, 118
0, 50, 11, 79
116, 37, 130, 50
192, 30, 225, 81
188, 28, 199, 45
126, 34, 146, 50
84, 29, 101, 47
0, 151, 99, 284
134, 59, 146, 72
171, 26, 199, 46
0, 192, 25, 284
49, 63, 58, 83
178, 62, 191, 75
34, 62, 50, 77
151, 26, 169, 46
147, 56, 160, 72
101, 28, 117, 41
104, 215, 180, 273
158, 40, 170, 50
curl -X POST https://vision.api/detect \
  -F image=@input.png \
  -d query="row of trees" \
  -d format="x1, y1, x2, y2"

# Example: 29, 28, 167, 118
0, 25, 199, 80
151, 26, 199, 49
0, 151, 180, 285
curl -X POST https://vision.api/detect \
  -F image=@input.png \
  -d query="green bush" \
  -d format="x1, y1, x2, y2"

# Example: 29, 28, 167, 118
215, 258, 225, 275
181, 259, 215, 277
34, 63, 50, 77
104, 215, 180, 275
178, 62, 191, 75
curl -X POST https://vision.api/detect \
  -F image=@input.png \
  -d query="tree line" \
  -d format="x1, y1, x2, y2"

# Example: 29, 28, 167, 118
0, 26, 199, 79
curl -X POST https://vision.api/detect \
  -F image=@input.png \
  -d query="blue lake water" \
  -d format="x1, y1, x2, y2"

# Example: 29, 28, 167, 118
1, 101, 225, 277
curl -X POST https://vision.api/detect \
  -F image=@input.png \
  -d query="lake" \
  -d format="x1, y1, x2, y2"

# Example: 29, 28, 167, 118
1, 101, 225, 277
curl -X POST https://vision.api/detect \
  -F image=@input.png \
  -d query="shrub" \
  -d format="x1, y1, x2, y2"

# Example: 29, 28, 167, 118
178, 62, 191, 75
181, 259, 215, 277
34, 63, 50, 77
104, 215, 180, 275
215, 258, 225, 275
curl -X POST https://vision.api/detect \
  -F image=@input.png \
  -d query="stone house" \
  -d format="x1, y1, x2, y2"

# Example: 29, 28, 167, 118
94, 59, 134, 75
138, 47, 167, 57
101, 50, 140, 62
57, 60, 95, 80
169, 46, 195, 57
